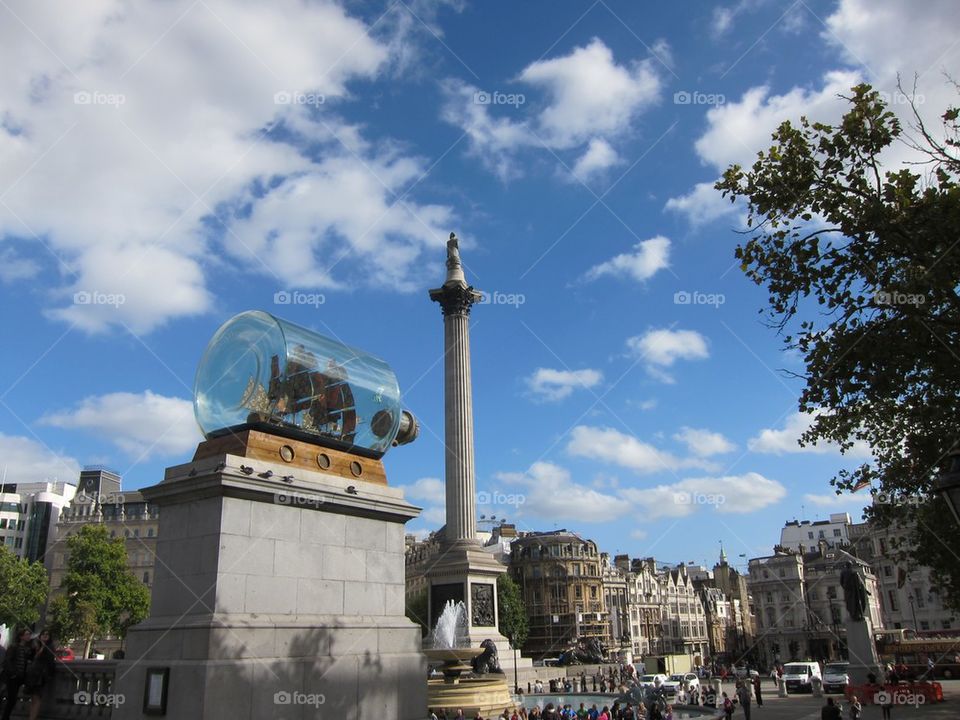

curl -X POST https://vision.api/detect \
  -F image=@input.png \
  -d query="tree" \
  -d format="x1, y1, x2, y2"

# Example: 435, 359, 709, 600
405, 588, 428, 638
716, 82, 960, 610
497, 572, 528, 651
51, 524, 151, 656
0, 546, 48, 630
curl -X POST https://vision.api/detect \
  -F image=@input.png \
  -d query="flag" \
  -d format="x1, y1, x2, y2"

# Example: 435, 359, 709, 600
897, 567, 908, 589
852, 478, 871, 493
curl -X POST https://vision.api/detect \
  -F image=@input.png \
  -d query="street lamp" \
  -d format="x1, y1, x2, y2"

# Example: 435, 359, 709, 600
935, 449, 960, 525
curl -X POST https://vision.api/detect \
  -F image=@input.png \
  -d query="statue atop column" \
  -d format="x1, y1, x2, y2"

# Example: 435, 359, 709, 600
840, 561, 869, 621
443, 232, 467, 286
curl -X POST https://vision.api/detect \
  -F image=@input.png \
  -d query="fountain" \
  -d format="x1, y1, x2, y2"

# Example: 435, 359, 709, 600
424, 601, 515, 716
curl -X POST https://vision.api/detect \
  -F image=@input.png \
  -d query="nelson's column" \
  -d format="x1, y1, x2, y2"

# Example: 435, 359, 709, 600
426, 233, 510, 651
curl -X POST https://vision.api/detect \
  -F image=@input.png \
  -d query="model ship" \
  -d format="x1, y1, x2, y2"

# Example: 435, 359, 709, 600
239, 344, 360, 447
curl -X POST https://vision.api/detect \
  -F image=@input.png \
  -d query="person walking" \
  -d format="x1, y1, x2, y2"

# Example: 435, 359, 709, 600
752, 673, 763, 706
847, 696, 862, 720
737, 681, 752, 720
0, 629, 33, 720
25, 630, 56, 720
721, 692, 734, 720
821, 697, 842, 720
880, 692, 894, 720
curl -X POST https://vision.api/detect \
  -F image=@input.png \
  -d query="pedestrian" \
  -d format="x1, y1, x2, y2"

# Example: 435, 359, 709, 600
821, 697, 842, 720
24, 630, 57, 720
752, 673, 763, 706
769, 667, 778, 689
925, 656, 935, 680
0, 629, 33, 720
847, 696, 862, 720
880, 692, 893, 720
737, 681, 752, 720
721, 692, 734, 720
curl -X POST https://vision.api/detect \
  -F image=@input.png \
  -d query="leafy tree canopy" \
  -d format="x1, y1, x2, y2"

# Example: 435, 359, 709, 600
716, 82, 960, 610
51, 524, 150, 655
0, 545, 48, 630
498, 572, 529, 650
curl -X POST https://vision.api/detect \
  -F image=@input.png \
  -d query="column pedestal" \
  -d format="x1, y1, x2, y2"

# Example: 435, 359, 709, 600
113, 451, 426, 720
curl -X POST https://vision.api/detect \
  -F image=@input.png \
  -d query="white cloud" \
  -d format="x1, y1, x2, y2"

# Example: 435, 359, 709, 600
0, 433, 80, 484
496, 461, 784, 524
711, 7, 736, 36
567, 426, 716, 475
0, 1, 453, 332
673, 427, 736, 457
664, 181, 743, 227
395, 476, 445, 526
619, 472, 786, 519
747, 411, 872, 457
694, 72, 861, 172
570, 138, 620, 182
674, 0, 960, 226
803, 492, 870, 508
0, 247, 40, 283
441, 37, 661, 180
519, 38, 661, 149
626, 328, 709, 382
585, 235, 670, 283
630, 529, 648, 540
399, 476, 444, 502
39, 391, 200, 458
526, 368, 603, 402
497, 461, 628, 523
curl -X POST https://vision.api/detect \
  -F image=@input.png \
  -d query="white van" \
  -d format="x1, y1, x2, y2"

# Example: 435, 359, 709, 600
782, 661, 822, 693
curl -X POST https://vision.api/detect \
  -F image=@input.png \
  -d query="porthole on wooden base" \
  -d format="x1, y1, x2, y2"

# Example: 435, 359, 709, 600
279, 445, 295, 463
316, 453, 331, 470
349, 460, 363, 478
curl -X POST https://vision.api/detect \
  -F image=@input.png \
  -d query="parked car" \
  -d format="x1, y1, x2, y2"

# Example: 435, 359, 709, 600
662, 673, 700, 697
782, 661, 823, 693
734, 665, 760, 679
638, 673, 668, 689
822, 662, 850, 693
55, 647, 75, 662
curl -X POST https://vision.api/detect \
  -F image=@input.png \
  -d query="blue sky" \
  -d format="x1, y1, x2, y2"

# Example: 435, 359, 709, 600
1, 0, 956, 570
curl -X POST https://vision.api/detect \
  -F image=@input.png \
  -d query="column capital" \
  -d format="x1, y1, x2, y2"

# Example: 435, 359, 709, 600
429, 282, 483, 317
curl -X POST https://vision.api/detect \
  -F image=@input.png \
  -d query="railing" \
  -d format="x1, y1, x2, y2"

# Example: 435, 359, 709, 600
10, 661, 119, 718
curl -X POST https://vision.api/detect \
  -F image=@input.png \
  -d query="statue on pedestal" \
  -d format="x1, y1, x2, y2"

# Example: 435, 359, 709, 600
840, 561, 869, 621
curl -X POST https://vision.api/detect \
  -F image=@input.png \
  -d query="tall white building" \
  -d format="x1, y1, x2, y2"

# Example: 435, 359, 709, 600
0, 478, 77, 566
780, 513, 852, 554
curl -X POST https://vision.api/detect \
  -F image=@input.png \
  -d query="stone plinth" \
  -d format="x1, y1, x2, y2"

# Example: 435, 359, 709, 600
845, 616, 882, 686
112, 452, 426, 720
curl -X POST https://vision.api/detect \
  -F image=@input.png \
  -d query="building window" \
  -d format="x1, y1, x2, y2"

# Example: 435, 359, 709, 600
808, 532, 814, 540
920, 621, 930, 631
134, 528, 140, 538
888, 591, 899, 612
883, 566, 892, 577
943, 620, 952, 630
833, 529, 842, 537
147, 528, 155, 538
575, 585, 582, 599
779, 568, 785, 578
143, 571, 150, 584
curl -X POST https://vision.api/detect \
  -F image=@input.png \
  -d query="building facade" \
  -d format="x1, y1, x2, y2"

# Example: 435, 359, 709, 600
0, 478, 76, 565
660, 565, 708, 662
49, 469, 159, 597
749, 546, 883, 665
509, 530, 610, 660
781, 513, 853, 555
850, 518, 957, 633
624, 557, 664, 658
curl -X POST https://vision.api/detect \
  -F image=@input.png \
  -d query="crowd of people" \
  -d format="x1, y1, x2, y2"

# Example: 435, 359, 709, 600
0, 627, 57, 720
429, 700, 679, 720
